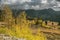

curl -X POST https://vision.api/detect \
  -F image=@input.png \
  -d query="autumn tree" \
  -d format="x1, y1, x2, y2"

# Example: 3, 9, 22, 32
16, 11, 27, 26
3, 5, 14, 27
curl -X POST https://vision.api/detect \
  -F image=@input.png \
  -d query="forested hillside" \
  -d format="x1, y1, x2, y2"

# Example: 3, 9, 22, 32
12, 8, 60, 23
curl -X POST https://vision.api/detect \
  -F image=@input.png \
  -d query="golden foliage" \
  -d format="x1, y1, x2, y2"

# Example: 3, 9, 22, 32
2, 5, 14, 26
0, 6, 47, 40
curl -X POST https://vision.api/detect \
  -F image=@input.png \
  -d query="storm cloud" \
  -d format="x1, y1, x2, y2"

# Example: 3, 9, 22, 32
0, 0, 60, 11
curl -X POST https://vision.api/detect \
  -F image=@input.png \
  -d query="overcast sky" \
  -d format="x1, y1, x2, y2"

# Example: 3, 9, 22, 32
0, 0, 60, 11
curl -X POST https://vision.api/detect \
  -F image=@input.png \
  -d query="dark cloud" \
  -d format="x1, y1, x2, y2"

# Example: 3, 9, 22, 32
0, 0, 60, 11
56, 0, 60, 1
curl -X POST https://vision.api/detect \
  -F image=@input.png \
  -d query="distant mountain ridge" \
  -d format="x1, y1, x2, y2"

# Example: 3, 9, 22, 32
12, 8, 60, 22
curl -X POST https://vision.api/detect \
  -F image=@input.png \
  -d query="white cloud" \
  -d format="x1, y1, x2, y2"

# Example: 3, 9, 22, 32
2, 0, 11, 4
52, 7, 60, 11
57, 2, 60, 7
41, 0, 48, 4
31, 5, 40, 10
1, 0, 17, 4
24, 4, 30, 9
2, 0, 31, 4
19, 0, 31, 4
11, 0, 17, 3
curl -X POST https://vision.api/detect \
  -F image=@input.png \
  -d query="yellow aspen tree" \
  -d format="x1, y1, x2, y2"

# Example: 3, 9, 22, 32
3, 5, 14, 27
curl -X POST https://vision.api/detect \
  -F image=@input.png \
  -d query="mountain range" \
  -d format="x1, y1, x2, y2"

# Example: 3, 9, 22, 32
12, 8, 60, 23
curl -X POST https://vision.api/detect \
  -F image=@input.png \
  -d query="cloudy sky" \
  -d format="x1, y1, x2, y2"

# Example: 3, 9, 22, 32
0, 0, 60, 11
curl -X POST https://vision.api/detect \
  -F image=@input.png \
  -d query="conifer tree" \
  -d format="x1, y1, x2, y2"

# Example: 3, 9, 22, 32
0, 10, 5, 21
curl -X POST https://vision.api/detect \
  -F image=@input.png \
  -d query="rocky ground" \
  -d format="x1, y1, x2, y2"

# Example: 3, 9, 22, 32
0, 34, 26, 40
